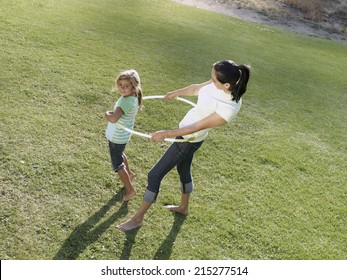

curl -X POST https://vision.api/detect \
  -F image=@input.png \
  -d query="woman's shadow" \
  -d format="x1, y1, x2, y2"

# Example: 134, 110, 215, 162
54, 194, 186, 260
120, 212, 186, 260
53, 192, 128, 260
153, 212, 186, 260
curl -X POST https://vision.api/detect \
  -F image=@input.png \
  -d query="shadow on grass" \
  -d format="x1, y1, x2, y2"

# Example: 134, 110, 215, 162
120, 227, 140, 260
153, 213, 186, 260
53, 192, 127, 260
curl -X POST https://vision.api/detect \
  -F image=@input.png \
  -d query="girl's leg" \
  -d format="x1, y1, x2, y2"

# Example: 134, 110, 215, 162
118, 167, 137, 202
109, 141, 136, 201
123, 153, 135, 182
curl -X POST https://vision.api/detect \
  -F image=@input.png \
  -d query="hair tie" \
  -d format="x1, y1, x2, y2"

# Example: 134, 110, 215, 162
235, 69, 242, 85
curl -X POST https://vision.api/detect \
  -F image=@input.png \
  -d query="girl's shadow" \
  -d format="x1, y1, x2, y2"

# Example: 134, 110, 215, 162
53, 192, 127, 260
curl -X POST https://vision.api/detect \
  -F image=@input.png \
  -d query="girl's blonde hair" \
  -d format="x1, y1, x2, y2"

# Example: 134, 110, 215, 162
116, 69, 143, 108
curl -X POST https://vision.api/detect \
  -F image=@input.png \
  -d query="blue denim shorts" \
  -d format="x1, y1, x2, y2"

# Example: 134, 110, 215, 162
108, 141, 126, 172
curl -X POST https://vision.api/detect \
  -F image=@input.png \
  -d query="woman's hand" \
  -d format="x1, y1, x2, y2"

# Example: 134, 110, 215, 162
150, 130, 169, 142
150, 112, 227, 142
164, 91, 177, 100
164, 80, 212, 100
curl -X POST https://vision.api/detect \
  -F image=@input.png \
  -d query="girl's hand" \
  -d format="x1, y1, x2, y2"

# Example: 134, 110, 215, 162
150, 130, 169, 142
105, 111, 113, 121
105, 107, 123, 123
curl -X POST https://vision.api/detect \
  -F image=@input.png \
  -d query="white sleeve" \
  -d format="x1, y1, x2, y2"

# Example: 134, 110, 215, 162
216, 101, 241, 122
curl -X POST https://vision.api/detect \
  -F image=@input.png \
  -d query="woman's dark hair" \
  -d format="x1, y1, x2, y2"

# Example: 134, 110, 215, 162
213, 60, 250, 103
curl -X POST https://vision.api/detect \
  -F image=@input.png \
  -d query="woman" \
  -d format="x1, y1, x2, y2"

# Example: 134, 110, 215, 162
117, 60, 250, 231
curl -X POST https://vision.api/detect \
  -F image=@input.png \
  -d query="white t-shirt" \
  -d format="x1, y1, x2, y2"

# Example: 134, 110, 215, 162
179, 83, 241, 142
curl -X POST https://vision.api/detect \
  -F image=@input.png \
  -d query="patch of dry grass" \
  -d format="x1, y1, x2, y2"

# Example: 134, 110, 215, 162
283, 0, 346, 35
284, 0, 343, 21
220, 0, 346, 37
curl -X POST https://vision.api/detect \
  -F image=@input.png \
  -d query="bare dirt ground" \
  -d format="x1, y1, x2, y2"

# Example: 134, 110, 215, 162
171, 0, 347, 42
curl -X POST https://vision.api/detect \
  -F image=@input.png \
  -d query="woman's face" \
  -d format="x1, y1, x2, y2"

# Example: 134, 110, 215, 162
117, 79, 134, 97
211, 68, 230, 93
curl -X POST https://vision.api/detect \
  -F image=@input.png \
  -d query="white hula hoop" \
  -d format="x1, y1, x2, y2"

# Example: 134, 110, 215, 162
114, 95, 197, 143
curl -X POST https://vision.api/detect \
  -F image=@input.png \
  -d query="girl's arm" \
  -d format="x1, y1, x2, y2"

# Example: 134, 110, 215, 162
150, 112, 227, 142
105, 107, 123, 123
165, 80, 212, 99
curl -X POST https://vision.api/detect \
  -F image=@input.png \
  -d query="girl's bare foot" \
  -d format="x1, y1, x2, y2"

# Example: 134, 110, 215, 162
117, 218, 143, 232
164, 205, 189, 216
123, 190, 137, 202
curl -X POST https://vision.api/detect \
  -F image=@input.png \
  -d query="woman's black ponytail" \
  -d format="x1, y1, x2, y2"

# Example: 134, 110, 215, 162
232, 65, 250, 103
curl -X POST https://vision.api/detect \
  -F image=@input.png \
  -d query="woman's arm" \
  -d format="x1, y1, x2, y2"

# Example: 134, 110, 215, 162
165, 80, 212, 99
105, 107, 123, 123
151, 112, 227, 142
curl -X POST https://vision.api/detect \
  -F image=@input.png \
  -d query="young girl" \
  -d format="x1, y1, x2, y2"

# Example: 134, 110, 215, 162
105, 69, 143, 202
117, 60, 250, 231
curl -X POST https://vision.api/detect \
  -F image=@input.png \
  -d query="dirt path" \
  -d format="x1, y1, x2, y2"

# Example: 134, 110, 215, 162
171, 0, 346, 42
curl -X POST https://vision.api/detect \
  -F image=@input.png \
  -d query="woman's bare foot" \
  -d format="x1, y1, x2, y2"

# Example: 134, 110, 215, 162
117, 218, 143, 232
123, 189, 137, 202
164, 205, 189, 216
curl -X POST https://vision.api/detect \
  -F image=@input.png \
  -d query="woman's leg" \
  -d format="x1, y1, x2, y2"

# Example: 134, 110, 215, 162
117, 200, 151, 231
144, 142, 187, 199
117, 141, 202, 231
166, 141, 203, 215
117, 142, 185, 231
165, 193, 190, 215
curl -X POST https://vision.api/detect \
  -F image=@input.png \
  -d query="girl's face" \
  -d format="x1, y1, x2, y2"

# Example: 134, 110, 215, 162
117, 79, 135, 97
211, 68, 230, 93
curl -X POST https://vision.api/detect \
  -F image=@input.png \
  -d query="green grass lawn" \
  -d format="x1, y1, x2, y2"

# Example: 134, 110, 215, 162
1, 0, 346, 260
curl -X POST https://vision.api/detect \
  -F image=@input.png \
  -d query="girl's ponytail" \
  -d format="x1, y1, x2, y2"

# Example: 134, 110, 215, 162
137, 87, 143, 109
